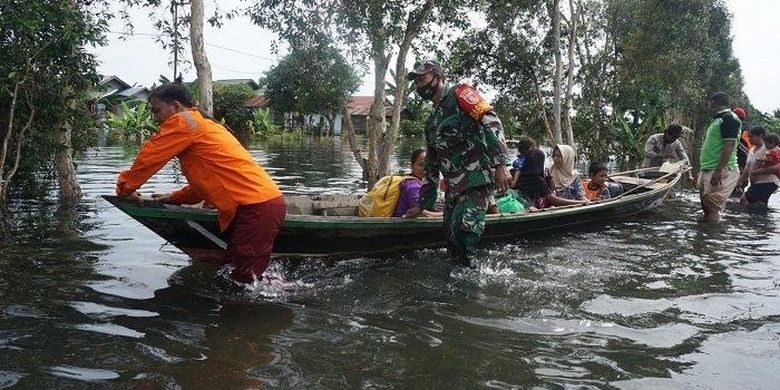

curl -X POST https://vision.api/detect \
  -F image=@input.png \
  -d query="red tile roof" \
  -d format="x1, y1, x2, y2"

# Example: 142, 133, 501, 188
346, 96, 391, 117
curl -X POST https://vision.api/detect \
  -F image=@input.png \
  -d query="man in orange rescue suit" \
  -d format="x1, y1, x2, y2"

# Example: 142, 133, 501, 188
115, 83, 285, 284
403, 60, 512, 268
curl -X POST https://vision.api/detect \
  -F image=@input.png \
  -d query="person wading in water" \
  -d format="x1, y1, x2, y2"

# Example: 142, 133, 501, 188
116, 83, 286, 285
403, 60, 512, 268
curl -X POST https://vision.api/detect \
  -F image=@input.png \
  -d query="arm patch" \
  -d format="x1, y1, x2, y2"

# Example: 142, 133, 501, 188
454, 84, 492, 120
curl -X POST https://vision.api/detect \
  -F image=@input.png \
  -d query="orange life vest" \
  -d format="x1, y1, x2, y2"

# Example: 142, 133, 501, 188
582, 179, 607, 201
741, 130, 753, 149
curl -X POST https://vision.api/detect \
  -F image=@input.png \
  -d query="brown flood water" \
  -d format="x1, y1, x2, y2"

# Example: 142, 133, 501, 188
0, 137, 779, 389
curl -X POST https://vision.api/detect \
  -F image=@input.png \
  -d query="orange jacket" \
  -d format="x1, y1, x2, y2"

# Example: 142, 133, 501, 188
116, 109, 283, 231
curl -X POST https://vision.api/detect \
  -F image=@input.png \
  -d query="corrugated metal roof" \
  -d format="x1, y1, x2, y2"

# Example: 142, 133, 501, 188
118, 86, 149, 97
244, 95, 271, 108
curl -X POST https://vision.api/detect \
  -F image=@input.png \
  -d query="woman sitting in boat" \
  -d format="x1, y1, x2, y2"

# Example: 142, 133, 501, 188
395, 149, 442, 217
582, 162, 612, 201
115, 83, 286, 285
551, 144, 587, 201
512, 136, 587, 208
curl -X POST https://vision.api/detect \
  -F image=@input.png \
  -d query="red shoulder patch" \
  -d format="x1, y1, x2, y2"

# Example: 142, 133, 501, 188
454, 84, 492, 120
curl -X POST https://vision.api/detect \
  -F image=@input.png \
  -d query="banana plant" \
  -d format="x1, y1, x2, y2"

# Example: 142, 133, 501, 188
104, 101, 157, 146
246, 109, 279, 138
612, 107, 667, 167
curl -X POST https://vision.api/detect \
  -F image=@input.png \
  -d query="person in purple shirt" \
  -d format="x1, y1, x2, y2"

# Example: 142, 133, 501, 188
394, 149, 443, 217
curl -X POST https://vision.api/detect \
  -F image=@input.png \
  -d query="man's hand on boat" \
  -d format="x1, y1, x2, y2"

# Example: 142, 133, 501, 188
119, 191, 144, 205
151, 193, 174, 204
494, 165, 512, 193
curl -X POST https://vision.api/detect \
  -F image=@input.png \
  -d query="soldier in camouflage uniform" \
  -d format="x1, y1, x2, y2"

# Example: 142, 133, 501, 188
403, 60, 512, 268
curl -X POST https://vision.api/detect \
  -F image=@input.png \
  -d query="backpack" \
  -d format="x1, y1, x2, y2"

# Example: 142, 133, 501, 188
358, 175, 414, 217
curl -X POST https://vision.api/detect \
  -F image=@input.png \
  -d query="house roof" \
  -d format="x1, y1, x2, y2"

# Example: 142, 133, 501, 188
98, 75, 131, 90
118, 86, 151, 98
346, 96, 391, 117
214, 79, 260, 90
243, 95, 392, 116
244, 95, 271, 108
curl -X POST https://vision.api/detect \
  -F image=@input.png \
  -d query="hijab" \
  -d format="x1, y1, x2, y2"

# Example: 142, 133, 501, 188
551, 144, 577, 188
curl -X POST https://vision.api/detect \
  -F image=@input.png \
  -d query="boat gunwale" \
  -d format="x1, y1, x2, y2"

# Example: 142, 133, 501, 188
102, 168, 681, 230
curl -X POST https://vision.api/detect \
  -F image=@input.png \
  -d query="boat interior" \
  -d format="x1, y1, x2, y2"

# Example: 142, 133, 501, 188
286, 172, 675, 217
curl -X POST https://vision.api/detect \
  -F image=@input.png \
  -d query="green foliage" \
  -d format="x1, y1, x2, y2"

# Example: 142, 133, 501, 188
446, 1, 550, 141
212, 83, 256, 142
104, 101, 156, 146
446, 0, 748, 169
247, 109, 279, 139
399, 119, 425, 138
610, 101, 668, 168
397, 87, 431, 139
0, 0, 106, 191
491, 96, 547, 142
607, 0, 744, 168
264, 44, 359, 132
247, 0, 466, 61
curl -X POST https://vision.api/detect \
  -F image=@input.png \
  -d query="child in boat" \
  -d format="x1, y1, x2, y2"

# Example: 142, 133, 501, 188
395, 149, 443, 217
513, 136, 587, 208
757, 134, 780, 178
582, 162, 612, 201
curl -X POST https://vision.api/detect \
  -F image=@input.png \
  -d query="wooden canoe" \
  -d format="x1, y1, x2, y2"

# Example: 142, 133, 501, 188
102, 167, 683, 261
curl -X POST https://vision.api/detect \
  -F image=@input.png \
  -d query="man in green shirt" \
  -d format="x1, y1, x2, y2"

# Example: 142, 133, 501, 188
403, 60, 512, 268
698, 91, 741, 223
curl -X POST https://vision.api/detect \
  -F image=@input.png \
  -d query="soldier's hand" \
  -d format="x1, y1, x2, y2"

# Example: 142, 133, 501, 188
403, 207, 423, 219
494, 165, 512, 193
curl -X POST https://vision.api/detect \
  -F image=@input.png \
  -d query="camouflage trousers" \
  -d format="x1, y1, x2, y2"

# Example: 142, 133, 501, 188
443, 185, 491, 265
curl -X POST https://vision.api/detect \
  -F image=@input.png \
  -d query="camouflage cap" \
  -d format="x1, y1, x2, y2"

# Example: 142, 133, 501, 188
407, 60, 443, 81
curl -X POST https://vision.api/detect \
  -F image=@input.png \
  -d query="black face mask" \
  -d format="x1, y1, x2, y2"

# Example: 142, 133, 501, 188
416, 77, 438, 100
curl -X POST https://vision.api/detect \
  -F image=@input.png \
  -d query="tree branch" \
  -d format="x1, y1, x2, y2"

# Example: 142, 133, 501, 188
378, 0, 435, 175
0, 80, 23, 180
5, 96, 35, 183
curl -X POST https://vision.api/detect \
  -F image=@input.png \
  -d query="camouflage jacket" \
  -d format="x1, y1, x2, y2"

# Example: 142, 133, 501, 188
418, 84, 510, 209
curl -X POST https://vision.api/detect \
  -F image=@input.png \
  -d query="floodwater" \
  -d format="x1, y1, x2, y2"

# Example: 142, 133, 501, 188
1, 137, 779, 389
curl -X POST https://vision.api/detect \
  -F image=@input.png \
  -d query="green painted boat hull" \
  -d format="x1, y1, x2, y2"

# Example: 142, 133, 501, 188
102, 170, 680, 260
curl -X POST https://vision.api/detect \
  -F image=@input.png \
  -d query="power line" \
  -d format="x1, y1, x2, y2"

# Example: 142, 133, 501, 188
106, 31, 276, 62
211, 63, 263, 75
204, 42, 275, 62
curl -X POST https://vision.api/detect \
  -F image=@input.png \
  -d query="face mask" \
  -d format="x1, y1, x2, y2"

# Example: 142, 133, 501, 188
416, 77, 438, 100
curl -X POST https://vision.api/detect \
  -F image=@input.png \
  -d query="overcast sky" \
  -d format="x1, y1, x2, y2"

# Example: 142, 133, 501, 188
92, 0, 780, 113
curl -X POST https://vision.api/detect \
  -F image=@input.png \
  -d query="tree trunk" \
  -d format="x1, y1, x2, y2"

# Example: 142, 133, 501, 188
366, 51, 389, 187
55, 96, 82, 204
0, 81, 21, 203
0, 85, 33, 204
534, 76, 555, 145
190, 0, 213, 116
552, 0, 563, 145
563, 0, 577, 148
377, 0, 435, 177
342, 104, 367, 175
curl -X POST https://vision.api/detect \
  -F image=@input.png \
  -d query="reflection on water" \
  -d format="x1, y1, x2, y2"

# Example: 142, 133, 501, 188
0, 137, 779, 388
